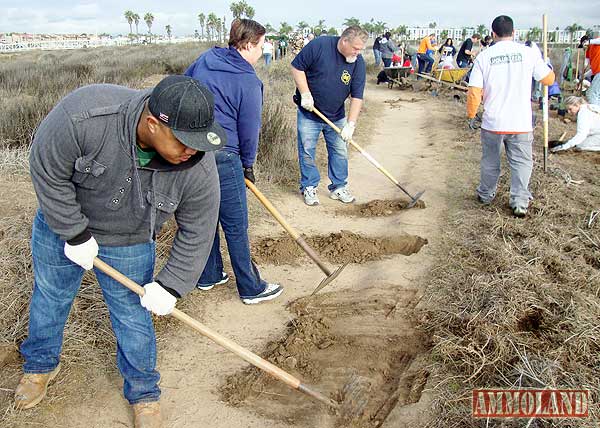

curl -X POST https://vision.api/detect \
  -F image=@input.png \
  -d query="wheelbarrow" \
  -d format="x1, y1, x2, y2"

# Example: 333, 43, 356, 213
383, 66, 412, 89
433, 67, 470, 85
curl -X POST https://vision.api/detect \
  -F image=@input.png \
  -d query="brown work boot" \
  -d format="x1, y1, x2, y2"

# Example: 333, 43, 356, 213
133, 401, 162, 428
14, 364, 61, 410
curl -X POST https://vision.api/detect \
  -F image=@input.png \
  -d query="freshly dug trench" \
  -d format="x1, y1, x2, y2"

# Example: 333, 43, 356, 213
219, 286, 430, 427
252, 230, 427, 265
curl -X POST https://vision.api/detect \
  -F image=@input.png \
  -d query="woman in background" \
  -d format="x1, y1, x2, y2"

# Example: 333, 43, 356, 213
551, 96, 600, 152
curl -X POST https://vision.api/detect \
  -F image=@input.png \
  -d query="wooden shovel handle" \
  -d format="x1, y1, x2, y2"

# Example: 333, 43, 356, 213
245, 179, 301, 240
92, 258, 301, 389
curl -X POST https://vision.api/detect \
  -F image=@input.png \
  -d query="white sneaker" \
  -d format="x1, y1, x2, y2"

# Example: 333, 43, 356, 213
242, 283, 283, 305
196, 271, 229, 291
330, 186, 355, 203
303, 186, 319, 206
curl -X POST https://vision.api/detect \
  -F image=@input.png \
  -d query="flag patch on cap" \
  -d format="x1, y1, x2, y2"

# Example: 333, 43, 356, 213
159, 113, 169, 123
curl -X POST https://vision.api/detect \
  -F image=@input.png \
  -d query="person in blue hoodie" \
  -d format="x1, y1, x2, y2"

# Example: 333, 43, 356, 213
185, 18, 283, 304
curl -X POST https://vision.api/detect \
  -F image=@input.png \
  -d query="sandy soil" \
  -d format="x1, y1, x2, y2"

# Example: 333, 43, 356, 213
1, 81, 455, 427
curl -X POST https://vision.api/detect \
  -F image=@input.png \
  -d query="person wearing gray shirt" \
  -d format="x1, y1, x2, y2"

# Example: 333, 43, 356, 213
15, 75, 225, 427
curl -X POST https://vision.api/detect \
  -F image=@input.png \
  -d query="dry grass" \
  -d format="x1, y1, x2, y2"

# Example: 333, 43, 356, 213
422, 101, 600, 427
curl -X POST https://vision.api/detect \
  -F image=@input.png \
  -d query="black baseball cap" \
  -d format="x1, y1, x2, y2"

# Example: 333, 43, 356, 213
148, 75, 226, 151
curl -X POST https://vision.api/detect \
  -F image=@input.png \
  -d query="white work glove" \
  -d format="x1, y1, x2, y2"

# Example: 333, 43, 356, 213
340, 121, 356, 142
64, 236, 98, 270
140, 281, 176, 316
300, 92, 314, 111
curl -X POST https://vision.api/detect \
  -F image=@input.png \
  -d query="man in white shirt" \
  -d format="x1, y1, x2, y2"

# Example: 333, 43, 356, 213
467, 15, 555, 217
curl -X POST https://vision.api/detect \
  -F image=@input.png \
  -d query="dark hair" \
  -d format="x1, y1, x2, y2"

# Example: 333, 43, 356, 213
472, 33, 481, 40
384, 31, 391, 39
491, 15, 514, 38
444, 38, 453, 46
228, 18, 266, 49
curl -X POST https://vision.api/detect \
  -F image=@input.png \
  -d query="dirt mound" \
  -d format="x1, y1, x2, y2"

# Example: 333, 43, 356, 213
220, 286, 430, 427
339, 198, 426, 217
252, 231, 427, 265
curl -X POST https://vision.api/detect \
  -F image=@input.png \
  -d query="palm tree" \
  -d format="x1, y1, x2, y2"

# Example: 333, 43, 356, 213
165, 24, 172, 41
428, 22, 437, 29
374, 21, 386, 35
396, 25, 407, 40
265, 23, 275, 33
461, 28, 468, 39
527, 27, 542, 42
222, 16, 227, 43
313, 19, 326, 35
327, 27, 338, 36
124, 10, 134, 35
362, 22, 374, 37
144, 13, 154, 43
343, 17, 361, 28
245, 5, 255, 19
229, 1, 245, 19
132, 13, 140, 37
207, 13, 218, 42
198, 13, 205, 40
440, 30, 448, 40
297, 21, 309, 33
565, 23, 583, 44
476, 24, 487, 36
215, 17, 222, 43
279, 22, 293, 36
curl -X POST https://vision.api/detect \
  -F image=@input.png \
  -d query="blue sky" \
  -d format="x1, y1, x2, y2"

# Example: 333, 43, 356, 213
1, 0, 598, 36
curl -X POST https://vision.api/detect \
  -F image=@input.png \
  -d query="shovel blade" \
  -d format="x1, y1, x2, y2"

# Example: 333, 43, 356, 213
311, 262, 348, 296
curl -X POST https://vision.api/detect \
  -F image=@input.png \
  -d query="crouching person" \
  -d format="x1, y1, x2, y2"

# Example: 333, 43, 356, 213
551, 96, 600, 152
16, 75, 225, 428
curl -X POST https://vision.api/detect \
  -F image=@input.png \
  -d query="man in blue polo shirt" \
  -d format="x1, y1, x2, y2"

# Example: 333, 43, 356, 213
291, 26, 367, 206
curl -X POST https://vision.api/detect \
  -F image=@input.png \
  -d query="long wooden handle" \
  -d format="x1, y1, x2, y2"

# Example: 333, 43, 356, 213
245, 179, 332, 276
92, 258, 300, 389
245, 179, 300, 240
311, 107, 416, 198
542, 14, 549, 172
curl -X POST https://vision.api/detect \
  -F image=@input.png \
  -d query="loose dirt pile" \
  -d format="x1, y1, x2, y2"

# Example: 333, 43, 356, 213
220, 285, 430, 427
252, 231, 427, 265
338, 198, 426, 217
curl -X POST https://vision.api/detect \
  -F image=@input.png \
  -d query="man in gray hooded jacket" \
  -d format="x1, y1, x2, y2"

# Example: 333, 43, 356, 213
15, 75, 225, 427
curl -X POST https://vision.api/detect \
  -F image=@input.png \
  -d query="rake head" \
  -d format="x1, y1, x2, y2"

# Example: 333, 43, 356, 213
311, 262, 349, 296
406, 190, 425, 209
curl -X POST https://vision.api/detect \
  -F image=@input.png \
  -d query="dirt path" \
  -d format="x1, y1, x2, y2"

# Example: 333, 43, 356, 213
2, 82, 456, 427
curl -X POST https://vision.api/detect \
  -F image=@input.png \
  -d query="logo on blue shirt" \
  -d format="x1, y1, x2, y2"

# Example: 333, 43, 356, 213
341, 70, 351, 85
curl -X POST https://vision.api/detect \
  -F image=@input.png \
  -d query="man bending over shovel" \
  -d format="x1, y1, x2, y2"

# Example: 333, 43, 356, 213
291, 25, 368, 206
16, 75, 224, 427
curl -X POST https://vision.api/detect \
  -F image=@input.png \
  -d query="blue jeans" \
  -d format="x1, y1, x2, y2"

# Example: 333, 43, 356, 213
263, 53, 272, 66
417, 53, 434, 74
382, 57, 392, 67
198, 151, 265, 298
21, 210, 160, 404
373, 49, 382, 66
297, 110, 348, 192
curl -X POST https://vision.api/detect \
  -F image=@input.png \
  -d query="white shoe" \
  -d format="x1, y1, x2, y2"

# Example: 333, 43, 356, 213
241, 283, 283, 304
330, 186, 355, 203
303, 186, 319, 206
196, 271, 229, 291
